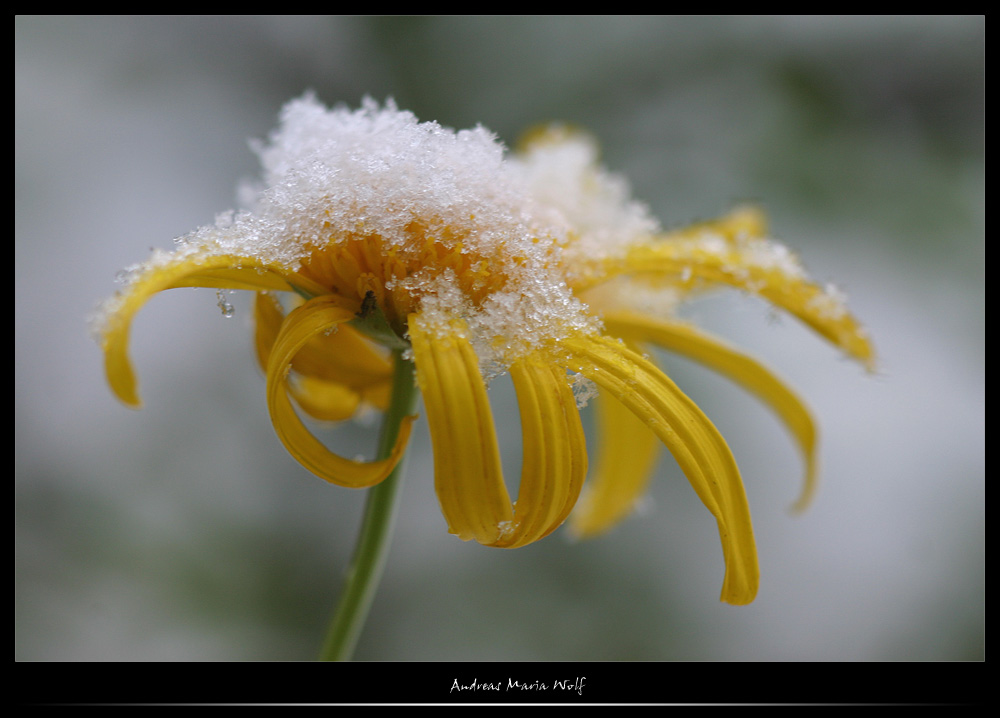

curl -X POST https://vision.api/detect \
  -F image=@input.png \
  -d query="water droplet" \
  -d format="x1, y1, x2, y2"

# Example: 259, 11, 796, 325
216, 289, 235, 318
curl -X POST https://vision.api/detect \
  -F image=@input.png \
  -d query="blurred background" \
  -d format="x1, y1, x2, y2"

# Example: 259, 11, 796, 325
16, 16, 983, 662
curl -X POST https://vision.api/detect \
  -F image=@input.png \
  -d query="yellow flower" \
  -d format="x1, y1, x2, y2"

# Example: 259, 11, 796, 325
96, 96, 873, 605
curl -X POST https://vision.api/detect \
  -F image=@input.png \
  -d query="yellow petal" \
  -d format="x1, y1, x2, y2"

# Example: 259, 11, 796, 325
289, 376, 362, 422
570, 383, 661, 538
409, 315, 513, 544
560, 333, 759, 605
102, 251, 328, 408
410, 317, 588, 548
253, 291, 288, 374
576, 216, 875, 369
500, 360, 587, 548
604, 312, 818, 512
659, 205, 769, 244
257, 291, 363, 421
254, 292, 391, 393
255, 278, 394, 423
266, 295, 413, 487
360, 381, 392, 412
293, 326, 393, 388
169, 263, 330, 297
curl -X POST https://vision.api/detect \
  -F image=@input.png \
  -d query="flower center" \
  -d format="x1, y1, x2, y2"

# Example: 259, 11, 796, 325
294, 223, 526, 336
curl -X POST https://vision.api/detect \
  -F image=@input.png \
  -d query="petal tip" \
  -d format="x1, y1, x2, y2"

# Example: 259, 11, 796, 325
721, 591, 758, 606
121, 395, 143, 410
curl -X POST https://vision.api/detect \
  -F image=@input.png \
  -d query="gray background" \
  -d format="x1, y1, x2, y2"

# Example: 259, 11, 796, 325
16, 16, 983, 661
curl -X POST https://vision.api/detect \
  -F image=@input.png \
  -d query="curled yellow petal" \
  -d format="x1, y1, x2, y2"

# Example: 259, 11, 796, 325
254, 292, 391, 422
266, 296, 413, 488
254, 292, 392, 388
257, 290, 357, 421
101, 251, 327, 408
604, 312, 819, 512
560, 333, 759, 605
410, 316, 588, 549
500, 360, 587, 548
409, 315, 513, 544
168, 262, 329, 297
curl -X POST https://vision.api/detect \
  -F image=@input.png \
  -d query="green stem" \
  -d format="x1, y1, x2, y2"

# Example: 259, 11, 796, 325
319, 349, 418, 661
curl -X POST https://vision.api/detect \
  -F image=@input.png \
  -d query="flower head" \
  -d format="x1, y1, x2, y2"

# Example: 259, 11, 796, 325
96, 95, 873, 605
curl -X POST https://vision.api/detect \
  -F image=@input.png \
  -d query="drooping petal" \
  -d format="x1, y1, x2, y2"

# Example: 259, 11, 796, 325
253, 291, 288, 375
500, 360, 587, 548
287, 319, 394, 388
266, 295, 413, 487
569, 383, 661, 539
255, 291, 359, 420
288, 376, 362, 422
102, 251, 329, 408
410, 316, 588, 548
254, 292, 392, 389
560, 333, 759, 605
604, 312, 818, 512
254, 292, 391, 421
409, 315, 513, 544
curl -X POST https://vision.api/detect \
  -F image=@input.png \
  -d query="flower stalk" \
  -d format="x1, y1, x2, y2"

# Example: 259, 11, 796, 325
319, 349, 418, 661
